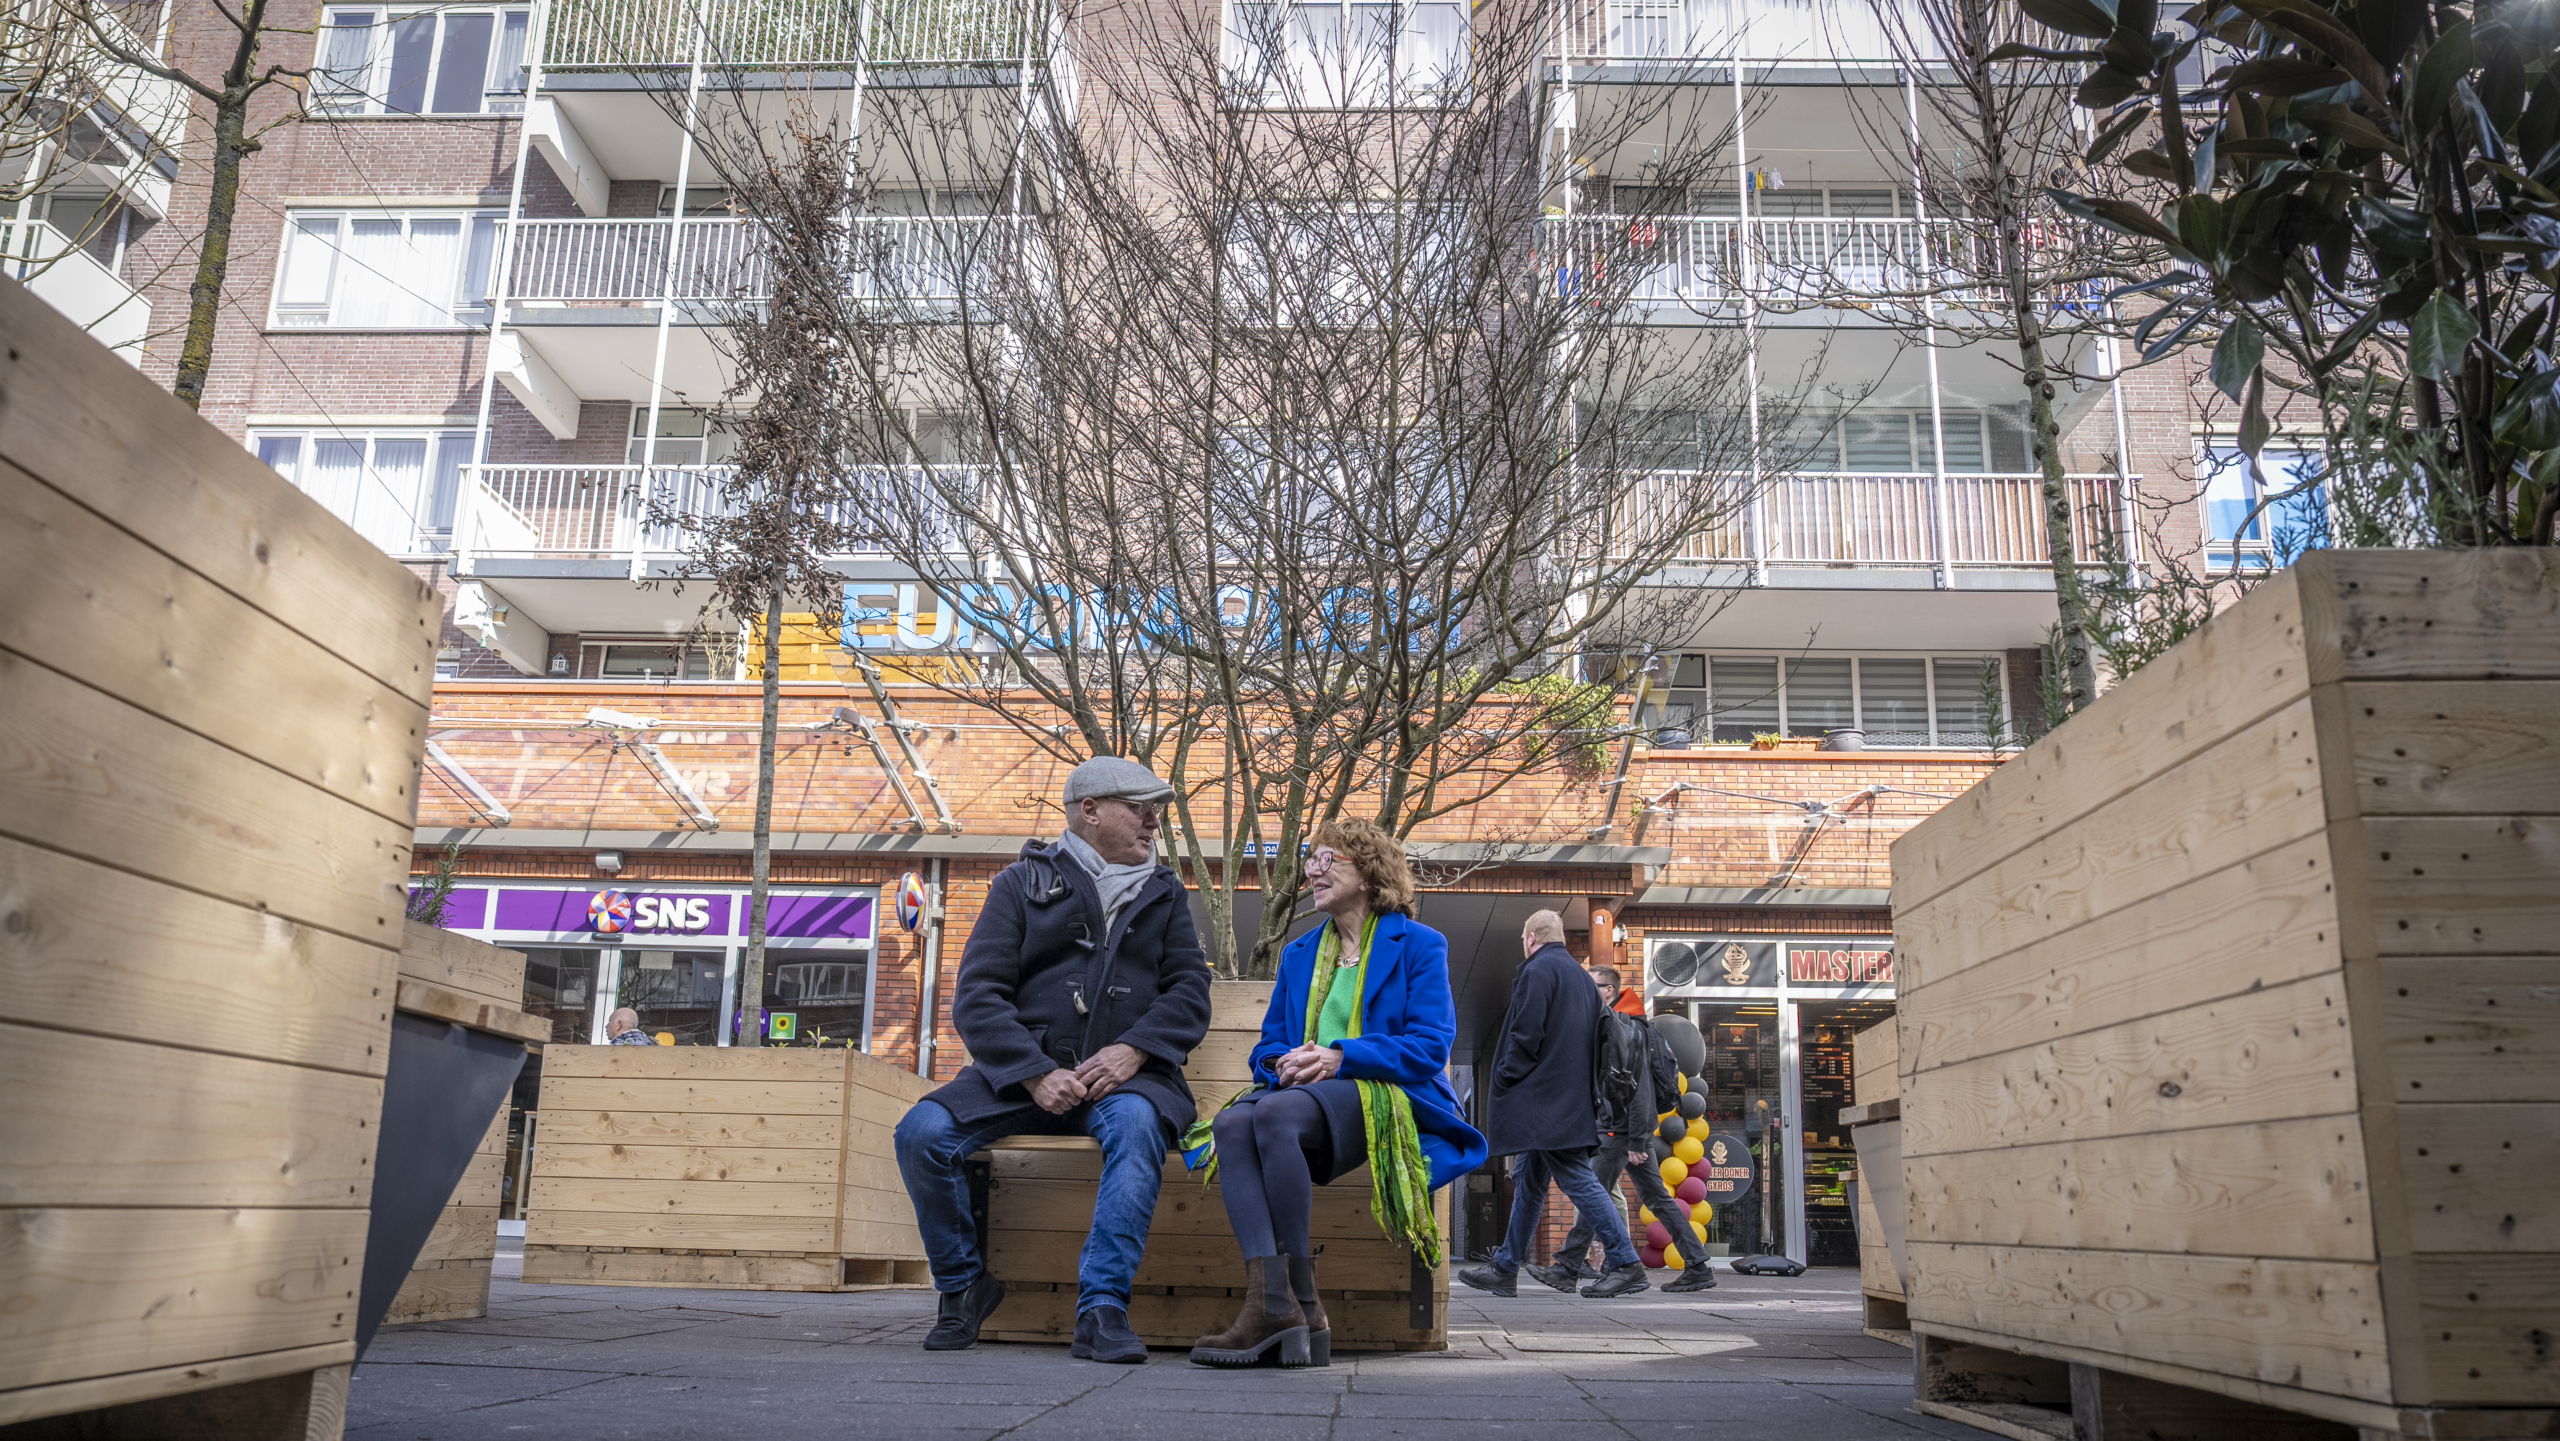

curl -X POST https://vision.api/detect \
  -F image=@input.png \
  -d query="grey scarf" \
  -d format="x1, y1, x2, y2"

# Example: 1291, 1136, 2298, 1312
1057, 830, 1156, 935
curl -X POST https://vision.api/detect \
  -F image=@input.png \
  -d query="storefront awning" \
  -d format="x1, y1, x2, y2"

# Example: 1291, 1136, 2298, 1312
1634, 885, 1892, 908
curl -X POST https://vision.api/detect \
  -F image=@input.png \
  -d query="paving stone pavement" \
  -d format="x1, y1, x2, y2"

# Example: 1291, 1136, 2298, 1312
350, 1243, 1973, 1440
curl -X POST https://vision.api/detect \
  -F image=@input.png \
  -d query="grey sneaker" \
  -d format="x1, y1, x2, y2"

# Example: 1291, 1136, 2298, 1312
1456, 1263, 1518, 1298
1662, 1266, 1718, 1292
1580, 1263, 1651, 1299
1523, 1263, 1581, 1294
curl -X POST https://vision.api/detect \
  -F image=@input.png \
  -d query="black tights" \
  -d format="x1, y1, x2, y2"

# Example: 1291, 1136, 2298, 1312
1212, 1084, 1364, 1259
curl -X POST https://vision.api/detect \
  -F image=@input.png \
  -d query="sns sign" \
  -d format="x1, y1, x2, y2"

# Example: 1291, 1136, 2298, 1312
586, 889, 715, 936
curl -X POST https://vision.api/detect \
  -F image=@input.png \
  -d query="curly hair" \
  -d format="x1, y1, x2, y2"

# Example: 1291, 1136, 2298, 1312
1310, 816, 1418, 917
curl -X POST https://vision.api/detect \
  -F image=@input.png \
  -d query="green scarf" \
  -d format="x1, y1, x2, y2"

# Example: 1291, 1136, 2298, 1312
1179, 916, 1445, 1267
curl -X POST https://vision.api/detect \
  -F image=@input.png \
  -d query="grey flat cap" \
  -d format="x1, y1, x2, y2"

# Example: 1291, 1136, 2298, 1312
1064, 756, 1174, 805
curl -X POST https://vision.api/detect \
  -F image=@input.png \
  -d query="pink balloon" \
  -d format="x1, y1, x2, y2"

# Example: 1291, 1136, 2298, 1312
1676, 1176, 1709, 1206
1644, 1220, 1673, 1249
1640, 1245, 1666, 1269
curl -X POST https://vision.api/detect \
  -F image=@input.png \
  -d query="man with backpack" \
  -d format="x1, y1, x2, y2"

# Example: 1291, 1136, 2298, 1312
1456, 911, 1649, 1300
1532, 966, 1717, 1293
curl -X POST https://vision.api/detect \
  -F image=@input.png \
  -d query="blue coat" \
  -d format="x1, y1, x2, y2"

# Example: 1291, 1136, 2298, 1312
1249, 913, 1489, 1192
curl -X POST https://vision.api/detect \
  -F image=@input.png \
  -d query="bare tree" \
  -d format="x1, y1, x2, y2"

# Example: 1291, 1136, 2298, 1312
1820, 0, 2176, 711
652, 112, 878, 1044
0, 0, 178, 289
633, 0, 1791, 974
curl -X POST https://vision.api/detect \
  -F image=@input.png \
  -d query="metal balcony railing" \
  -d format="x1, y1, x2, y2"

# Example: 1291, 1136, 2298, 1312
503, 215, 1036, 306
1544, 215, 2019, 309
1553, 0, 1941, 64
542, 0, 1061, 68
1619, 471, 2133, 568
456, 464, 980, 564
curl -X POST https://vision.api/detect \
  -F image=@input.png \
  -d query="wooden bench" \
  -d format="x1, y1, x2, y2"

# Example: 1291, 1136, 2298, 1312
976, 981, 1450, 1353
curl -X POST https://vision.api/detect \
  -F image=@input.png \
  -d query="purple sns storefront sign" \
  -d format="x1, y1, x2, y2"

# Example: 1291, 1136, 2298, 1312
490, 887, 736, 939
758, 893, 877, 945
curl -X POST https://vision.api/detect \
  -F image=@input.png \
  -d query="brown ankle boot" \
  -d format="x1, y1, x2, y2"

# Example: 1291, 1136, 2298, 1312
1287, 1252, 1331, 1367
1188, 1256, 1310, 1368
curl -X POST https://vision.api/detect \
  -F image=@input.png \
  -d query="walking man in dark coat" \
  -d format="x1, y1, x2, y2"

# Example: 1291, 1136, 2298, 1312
1537, 965, 1716, 1291
894, 757, 1213, 1362
1457, 910, 1649, 1299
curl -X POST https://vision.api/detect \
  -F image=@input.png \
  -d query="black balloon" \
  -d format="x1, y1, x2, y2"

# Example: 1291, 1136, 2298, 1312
1657, 1116, 1685, 1145
1678, 1089, 1708, 1119
1651, 1013, 1708, 1075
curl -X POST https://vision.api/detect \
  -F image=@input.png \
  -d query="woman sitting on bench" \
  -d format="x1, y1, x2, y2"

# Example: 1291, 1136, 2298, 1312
1183, 818, 1487, 1367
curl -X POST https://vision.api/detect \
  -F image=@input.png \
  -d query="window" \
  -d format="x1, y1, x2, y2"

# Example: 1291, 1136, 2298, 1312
253, 427, 473, 555
1644, 652, 2005, 746
628, 407, 740, 466
2200, 443, 2328, 569
272, 210, 501, 328
1788, 408, 2031, 474
1227, 0, 1468, 107
317, 6, 529, 115
580, 639, 718, 680
762, 949, 873, 1050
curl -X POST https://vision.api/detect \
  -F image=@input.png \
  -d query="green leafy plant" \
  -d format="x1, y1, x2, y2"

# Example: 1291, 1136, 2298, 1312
405, 839, 467, 926
2042, 0, 2560, 547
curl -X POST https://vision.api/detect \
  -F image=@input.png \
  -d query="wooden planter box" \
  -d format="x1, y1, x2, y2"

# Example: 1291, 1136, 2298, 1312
1845, 1021, 1906, 1342
0, 280, 439, 1434
384, 924, 542, 1327
981, 981, 1451, 1353
1891, 551, 2560, 1440
524, 1042, 933, 1291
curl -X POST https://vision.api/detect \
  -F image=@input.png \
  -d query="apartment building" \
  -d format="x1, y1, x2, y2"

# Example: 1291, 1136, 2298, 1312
68, 0, 2243, 1265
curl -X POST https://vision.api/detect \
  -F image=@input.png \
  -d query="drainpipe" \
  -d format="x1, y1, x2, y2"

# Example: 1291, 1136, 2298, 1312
914, 857, 947, 1078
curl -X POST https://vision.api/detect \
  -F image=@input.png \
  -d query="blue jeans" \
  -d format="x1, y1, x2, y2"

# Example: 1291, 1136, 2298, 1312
894, 1093, 1170, 1317
1493, 1147, 1639, 1272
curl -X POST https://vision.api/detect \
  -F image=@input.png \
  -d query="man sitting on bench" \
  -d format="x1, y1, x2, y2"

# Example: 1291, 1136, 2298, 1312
893, 757, 1213, 1363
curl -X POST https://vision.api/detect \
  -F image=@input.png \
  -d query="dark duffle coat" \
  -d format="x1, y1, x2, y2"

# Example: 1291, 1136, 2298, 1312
1483, 941, 1604, 1156
924, 839, 1214, 1135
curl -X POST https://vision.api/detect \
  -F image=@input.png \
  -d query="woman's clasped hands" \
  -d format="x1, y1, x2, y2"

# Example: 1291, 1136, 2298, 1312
1272, 1043, 1344, 1087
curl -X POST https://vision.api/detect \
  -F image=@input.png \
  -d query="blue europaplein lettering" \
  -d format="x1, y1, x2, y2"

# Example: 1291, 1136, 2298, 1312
840, 582, 1448, 653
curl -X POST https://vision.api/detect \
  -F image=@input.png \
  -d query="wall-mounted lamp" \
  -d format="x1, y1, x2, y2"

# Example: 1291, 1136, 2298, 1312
594, 851, 624, 873
550, 654, 569, 675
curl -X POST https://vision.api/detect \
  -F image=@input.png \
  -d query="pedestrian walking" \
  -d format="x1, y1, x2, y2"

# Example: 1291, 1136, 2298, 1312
892, 757, 1213, 1362
1457, 911, 1649, 1299
1181, 818, 1486, 1368
1532, 966, 1716, 1292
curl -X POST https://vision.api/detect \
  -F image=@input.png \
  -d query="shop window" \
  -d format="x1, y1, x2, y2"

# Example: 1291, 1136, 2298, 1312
618, 949, 730, 1046
252, 427, 473, 556
762, 949, 872, 1049
521, 948, 599, 1045
315, 6, 529, 115
271, 210, 501, 328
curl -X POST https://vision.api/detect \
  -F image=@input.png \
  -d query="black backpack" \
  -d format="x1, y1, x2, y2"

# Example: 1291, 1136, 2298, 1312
1593, 1008, 1649, 1134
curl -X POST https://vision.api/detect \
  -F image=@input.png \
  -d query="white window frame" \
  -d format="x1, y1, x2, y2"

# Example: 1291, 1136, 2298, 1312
250, 426, 475, 557
2199, 439, 2329, 570
270, 209, 502, 330
1647, 651, 2008, 748
316, 5, 531, 116
1225, 0, 1470, 108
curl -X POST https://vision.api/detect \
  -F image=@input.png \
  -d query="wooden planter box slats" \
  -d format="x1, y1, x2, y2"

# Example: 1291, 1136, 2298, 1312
1892, 551, 2560, 1440
979, 982, 1451, 1353
523, 1043, 933, 1290
0, 281, 438, 1434
1848, 1021, 1907, 1339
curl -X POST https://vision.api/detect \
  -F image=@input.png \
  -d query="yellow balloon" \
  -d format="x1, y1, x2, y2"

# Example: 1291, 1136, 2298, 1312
1659, 1157, 1688, 1187
1662, 1247, 1686, 1269
1637, 1206, 1657, 1226
1692, 1202, 1713, 1226
1677, 1073, 1688, 1094
1672, 1136, 1705, 1166
1686, 1118, 1709, 1141
1689, 1219, 1710, 1244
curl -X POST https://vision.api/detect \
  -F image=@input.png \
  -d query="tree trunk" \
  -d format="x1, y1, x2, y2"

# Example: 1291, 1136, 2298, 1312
740, 579, 784, 1046
172, 89, 255, 410
2002, 199, 2099, 713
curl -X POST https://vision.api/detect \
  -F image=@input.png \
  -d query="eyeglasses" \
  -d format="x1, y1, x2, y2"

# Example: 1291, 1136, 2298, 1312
1108, 797, 1163, 820
1304, 846, 1342, 874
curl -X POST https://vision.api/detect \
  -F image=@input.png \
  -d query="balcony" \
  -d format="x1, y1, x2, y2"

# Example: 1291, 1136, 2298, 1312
502, 214, 1036, 307
1544, 215, 2107, 319
1624, 471, 2133, 570
1552, 0, 1938, 66
1, 221, 150, 358
541, 0, 1064, 69
455, 463, 977, 566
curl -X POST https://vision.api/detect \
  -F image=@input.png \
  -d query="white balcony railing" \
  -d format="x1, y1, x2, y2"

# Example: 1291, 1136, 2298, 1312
542, 0, 1061, 68
1556, 0, 1942, 64
457, 464, 979, 564
1623, 470, 2133, 568
1, 220, 150, 359
504, 215, 1035, 307
1544, 214, 2026, 309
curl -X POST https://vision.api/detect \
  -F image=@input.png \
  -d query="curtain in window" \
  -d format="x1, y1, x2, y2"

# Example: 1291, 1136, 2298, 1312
425, 433, 473, 539
1840, 412, 1912, 471
1708, 656, 1778, 742
404, 217, 465, 325
1932, 656, 1997, 745
1287, 3, 1344, 104
1785, 657, 1853, 736
275, 218, 342, 322
1856, 658, 1929, 745
489, 11, 530, 106
333, 219, 404, 326
384, 12, 436, 113
432, 13, 493, 113
459, 215, 500, 319
306, 440, 366, 527
316, 10, 379, 112
360, 437, 427, 553
1397, 1, 1465, 96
